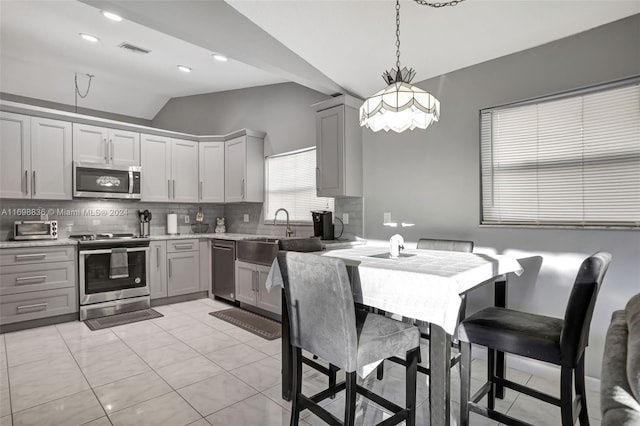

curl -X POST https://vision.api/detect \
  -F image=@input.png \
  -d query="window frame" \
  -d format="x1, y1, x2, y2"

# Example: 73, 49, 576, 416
264, 147, 334, 226
479, 76, 640, 230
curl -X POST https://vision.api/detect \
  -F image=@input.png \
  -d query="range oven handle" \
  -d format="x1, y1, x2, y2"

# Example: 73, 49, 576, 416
79, 247, 150, 255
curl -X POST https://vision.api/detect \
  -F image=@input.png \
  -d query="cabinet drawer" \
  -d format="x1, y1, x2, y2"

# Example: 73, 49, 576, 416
0, 287, 78, 325
167, 239, 199, 253
0, 246, 75, 266
0, 261, 76, 295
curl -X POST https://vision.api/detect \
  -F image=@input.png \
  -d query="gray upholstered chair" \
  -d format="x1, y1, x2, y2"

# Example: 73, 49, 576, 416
377, 238, 474, 380
278, 251, 420, 426
278, 237, 339, 392
458, 251, 611, 426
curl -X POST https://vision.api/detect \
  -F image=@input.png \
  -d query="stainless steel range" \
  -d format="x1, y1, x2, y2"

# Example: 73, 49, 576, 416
70, 233, 151, 320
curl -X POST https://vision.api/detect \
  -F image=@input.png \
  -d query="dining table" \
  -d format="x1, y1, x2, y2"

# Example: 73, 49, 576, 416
268, 245, 524, 426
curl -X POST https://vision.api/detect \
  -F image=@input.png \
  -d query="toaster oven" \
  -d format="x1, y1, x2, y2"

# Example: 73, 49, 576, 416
13, 220, 58, 240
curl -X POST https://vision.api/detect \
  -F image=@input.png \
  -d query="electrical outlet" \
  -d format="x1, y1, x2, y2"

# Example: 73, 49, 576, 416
243, 214, 249, 223
92, 219, 100, 226
384, 212, 391, 223
184, 215, 190, 224
342, 213, 349, 225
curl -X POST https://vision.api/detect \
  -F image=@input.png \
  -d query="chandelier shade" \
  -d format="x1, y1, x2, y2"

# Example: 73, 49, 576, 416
359, 0, 462, 133
359, 82, 440, 133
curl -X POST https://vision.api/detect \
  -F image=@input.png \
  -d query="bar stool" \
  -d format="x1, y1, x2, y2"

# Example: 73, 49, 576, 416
278, 238, 339, 393
458, 251, 611, 426
278, 251, 421, 426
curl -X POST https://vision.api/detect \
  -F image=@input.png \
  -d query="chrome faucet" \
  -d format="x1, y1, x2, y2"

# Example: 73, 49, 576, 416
274, 208, 294, 237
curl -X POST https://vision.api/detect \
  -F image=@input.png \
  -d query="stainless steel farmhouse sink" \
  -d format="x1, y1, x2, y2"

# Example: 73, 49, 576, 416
236, 238, 280, 265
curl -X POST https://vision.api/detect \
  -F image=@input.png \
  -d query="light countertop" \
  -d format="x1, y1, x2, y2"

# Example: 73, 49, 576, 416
0, 234, 366, 249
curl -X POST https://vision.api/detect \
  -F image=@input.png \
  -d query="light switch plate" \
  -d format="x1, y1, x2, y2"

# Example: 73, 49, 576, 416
342, 213, 349, 224
243, 214, 249, 222
383, 212, 391, 223
184, 215, 190, 224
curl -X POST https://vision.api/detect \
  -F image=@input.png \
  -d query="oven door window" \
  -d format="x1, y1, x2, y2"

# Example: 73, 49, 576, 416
84, 250, 147, 294
76, 167, 130, 194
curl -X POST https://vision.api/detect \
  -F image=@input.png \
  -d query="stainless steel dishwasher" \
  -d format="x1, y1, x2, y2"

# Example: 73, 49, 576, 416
212, 239, 236, 302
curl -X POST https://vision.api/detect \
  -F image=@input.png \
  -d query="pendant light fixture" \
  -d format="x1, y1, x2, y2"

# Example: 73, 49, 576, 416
360, 0, 465, 133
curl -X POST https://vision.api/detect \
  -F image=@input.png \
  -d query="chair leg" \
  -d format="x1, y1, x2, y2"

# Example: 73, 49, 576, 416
487, 348, 496, 410
575, 355, 590, 425
290, 347, 303, 426
329, 364, 339, 399
344, 372, 357, 426
405, 347, 419, 426
376, 360, 384, 380
460, 341, 471, 426
560, 365, 574, 426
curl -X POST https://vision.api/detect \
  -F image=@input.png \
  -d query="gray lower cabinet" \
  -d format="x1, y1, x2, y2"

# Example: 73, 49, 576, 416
235, 260, 280, 314
0, 245, 77, 325
167, 239, 200, 297
149, 241, 167, 299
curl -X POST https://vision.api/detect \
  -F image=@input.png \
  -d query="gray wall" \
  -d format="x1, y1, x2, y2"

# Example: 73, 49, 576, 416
363, 14, 640, 378
152, 82, 329, 157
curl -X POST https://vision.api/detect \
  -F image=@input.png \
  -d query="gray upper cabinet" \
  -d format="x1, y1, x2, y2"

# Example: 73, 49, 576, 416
72, 123, 140, 166
141, 134, 171, 202
225, 135, 264, 202
0, 112, 72, 200
141, 134, 198, 202
198, 141, 225, 202
315, 97, 363, 197
171, 138, 198, 203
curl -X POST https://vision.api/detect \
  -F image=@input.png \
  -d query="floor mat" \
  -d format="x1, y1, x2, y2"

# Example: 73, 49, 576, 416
209, 308, 281, 340
84, 309, 163, 330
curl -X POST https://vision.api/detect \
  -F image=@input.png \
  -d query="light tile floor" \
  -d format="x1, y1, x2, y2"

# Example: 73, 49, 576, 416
0, 297, 602, 425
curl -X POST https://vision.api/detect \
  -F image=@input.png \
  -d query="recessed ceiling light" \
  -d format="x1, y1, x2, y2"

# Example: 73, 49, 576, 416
213, 54, 228, 62
177, 65, 192, 73
101, 11, 123, 22
79, 33, 100, 43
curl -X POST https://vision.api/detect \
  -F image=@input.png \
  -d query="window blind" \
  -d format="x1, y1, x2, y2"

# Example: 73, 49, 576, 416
265, 148, 334, 223
481, 81, 640, 227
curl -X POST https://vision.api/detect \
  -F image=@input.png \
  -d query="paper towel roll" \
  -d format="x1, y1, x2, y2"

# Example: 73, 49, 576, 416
167, 213, 178, 235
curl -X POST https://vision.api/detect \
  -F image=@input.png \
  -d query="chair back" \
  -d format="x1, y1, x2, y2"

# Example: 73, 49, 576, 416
561, 251, 612, 366
277, 251, 358, 371
416, 238, 474, 252
278, 237, 322, 253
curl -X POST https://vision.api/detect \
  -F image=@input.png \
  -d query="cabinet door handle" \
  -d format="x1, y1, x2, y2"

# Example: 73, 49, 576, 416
156, 247, 160, 266
252, 270, 258, 292
17, 302, 48, 313
15, 253, 46, 260
316, 168, 320, 192
104, 138, 108, 162
173, 180, 176, 200
24, 170, 28, 195
168, 259, 172, 278
199, 181, 203, 200
109, 139, 113, 162
241, 179, 245, 200
32, 171, 36, 196
16, 275, 47, 284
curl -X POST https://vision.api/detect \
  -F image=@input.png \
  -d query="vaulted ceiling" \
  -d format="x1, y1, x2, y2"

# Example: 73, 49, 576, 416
1, 0, 637, 120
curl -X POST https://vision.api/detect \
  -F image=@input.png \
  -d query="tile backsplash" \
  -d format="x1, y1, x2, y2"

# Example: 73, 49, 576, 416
0, 198, 364, 241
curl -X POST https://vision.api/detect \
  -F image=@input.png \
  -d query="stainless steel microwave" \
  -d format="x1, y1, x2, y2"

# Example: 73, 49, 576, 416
73, 162, 141, 199
14, 220, 58, 240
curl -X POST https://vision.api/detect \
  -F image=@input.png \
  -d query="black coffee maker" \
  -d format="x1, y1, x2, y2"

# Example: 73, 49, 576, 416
311, 211, 333, 240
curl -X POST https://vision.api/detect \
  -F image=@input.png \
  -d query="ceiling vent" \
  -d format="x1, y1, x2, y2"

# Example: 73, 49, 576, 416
118, 42, 151, 55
